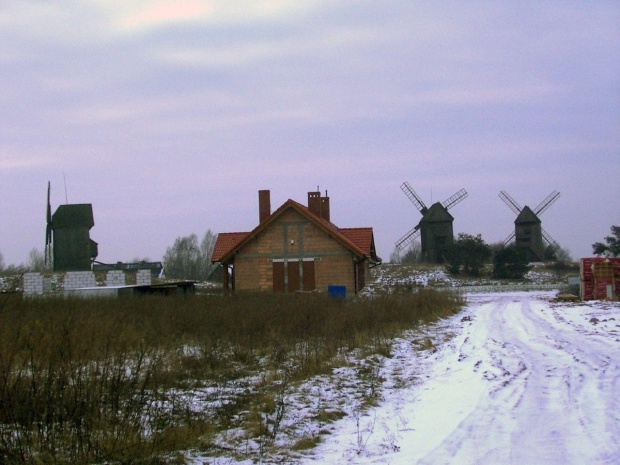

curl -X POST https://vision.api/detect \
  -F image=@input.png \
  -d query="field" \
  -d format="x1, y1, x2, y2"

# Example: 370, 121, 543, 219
0, 265, 474, 465
1, 264, 578, 464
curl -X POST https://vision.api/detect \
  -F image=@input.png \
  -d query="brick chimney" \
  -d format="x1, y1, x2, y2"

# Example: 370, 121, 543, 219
321, 192, 330, 222
308, 190, 330, 222
259, 190, 271, 223
308, 191, 321, 217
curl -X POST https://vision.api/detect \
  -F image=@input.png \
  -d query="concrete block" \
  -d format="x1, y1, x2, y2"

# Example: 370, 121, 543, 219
136, 269, 151, 286
106, 270, 126, 286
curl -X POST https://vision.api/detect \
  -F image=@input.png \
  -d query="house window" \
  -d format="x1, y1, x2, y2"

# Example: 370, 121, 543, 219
273, 259, 315, 293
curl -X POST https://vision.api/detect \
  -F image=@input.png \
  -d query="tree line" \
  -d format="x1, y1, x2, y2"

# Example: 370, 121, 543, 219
1, 225, 618, 281
390, 225, 619, 279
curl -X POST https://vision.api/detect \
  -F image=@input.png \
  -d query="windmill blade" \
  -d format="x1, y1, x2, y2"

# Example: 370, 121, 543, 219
442, 188, 468, 210
395, 223, 421, 250
45, 181, 52, 267
400, 182, 427, 214
46, 181, 52, 226
542, 228, 561, 251
502, 231, 516, 246
534, 190, 560, 216
499, 191, 522, 215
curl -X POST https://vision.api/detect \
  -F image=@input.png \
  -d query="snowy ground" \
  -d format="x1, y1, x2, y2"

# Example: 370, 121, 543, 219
298, 291, 620, 464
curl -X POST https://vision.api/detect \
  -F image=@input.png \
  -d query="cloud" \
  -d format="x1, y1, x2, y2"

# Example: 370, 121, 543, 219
0, 154, 55, 171
155, 24, 381, 68
110, 0, 325, 34
117, 1, 212, 32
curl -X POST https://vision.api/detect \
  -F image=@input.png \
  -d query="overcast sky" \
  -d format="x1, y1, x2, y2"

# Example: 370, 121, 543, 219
1, 1, 618, 266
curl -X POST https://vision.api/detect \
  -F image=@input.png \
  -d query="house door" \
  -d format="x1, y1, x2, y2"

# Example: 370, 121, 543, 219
273, 259, 315, 293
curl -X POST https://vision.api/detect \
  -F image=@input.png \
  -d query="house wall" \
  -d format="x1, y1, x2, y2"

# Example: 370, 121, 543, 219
233, 209, 357, 293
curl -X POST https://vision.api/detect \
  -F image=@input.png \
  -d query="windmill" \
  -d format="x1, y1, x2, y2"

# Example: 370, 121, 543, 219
499, 190, 561, 262
395, 182, 468, 262
44, 182, 98, 271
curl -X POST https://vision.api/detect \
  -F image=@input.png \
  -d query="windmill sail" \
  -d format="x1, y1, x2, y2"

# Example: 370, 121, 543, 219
395, 223, 421, 250
499, 191, 522, 215
542, 228, 560, 251
442, 189, 468, 210
45, 182, 52, 268
400, 182, 427, 214
502, 231, 516, 246
534, 191, 560, 216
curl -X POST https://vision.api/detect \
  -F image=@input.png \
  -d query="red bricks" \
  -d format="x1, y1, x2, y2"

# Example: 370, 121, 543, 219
580, 257, 620, 300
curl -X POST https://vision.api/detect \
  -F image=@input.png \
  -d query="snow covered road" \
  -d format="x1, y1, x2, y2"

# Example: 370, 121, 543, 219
305, 292, 620, 464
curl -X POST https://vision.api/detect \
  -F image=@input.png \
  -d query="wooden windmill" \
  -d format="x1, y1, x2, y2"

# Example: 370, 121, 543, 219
499, 190, 561, 262
396, 182, 468, 262
44, 182, 98, 271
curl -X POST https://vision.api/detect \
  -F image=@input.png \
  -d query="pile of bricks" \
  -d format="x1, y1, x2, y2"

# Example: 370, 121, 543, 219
580, 258, 620, 300
64, 271, 98, 290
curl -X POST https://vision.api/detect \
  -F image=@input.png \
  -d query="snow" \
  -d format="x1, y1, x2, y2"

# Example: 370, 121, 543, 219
299, 292, 620, 464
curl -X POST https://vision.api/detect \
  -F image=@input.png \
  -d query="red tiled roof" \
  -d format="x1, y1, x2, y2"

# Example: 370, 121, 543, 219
211, 232, 249, 262
212, 198, 379, 264
339, 228, 374, 255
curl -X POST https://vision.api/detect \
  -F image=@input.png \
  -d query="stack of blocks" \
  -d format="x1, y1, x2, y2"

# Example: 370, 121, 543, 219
137, 269, 151, 286
23, 269, 153, 296
106, 270, 126, 286
23, 273, 44, 295
580, 258, 620, 300
64, 271, 97, 290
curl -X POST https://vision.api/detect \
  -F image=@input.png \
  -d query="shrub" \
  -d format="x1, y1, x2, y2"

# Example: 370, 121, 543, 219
445, 233, 491, 276
492, 244, 529, 279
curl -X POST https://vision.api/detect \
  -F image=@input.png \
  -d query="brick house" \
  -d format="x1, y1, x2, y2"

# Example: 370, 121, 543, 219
211, 190, 381, 294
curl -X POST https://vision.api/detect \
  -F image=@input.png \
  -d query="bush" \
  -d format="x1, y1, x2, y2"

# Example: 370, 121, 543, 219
445, 233, 491, 276
492, 244, 529, 279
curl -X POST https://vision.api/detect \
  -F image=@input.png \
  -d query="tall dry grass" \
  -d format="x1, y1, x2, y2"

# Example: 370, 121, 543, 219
0, 289, 463, 464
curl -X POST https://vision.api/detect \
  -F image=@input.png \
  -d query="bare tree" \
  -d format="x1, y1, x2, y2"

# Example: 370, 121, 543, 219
390, 241, 422, 264
162, 230, 217, 281
199, 230, 217, 278
0, 251, 5, 271
28, 248, 46, 271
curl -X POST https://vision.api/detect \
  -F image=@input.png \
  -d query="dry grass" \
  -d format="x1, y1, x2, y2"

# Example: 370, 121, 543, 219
0, 288, 463, 464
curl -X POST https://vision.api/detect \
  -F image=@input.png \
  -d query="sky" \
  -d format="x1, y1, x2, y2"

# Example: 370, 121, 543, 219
1, 1, 619, 266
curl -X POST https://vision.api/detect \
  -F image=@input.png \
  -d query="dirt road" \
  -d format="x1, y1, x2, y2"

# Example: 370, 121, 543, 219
306, 292, 620, 464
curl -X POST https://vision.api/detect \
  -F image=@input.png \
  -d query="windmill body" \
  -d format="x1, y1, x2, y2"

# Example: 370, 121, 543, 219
51, 204, 98, 271
499, 190, 560, 262
514, 206, 544, 261
46, 183, 98, 271
396, 182, 467, 263
420, 202, 455, 262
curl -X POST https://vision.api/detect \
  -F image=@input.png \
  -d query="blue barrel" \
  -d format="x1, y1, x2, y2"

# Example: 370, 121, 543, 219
328, 285, 346, 299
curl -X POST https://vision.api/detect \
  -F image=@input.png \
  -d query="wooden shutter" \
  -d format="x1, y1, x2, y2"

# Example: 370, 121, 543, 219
273, 261, 285, 293
288, 260, 301, 292
303, 260, 315, 291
